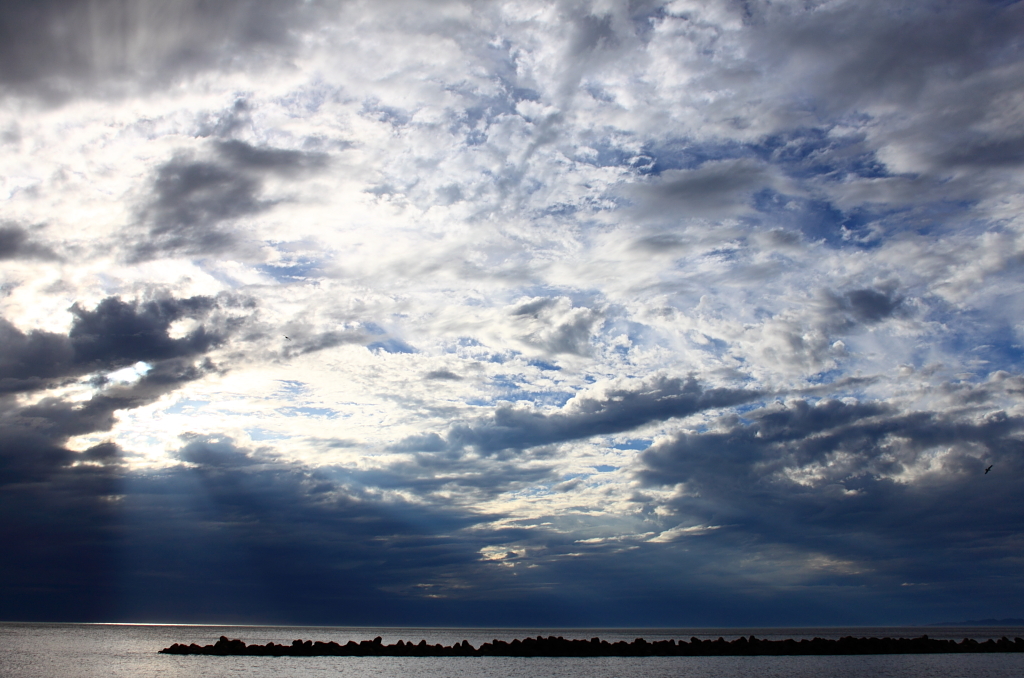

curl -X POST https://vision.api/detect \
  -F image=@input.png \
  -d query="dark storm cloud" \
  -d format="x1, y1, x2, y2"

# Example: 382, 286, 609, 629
354, 456, 559, 500
750, 0, 1024, 172
639, 398, 1022, 489
0, 291, 228, 492
0, 223, 59, 261
7, 357, 216, 445
0, 434, 505, 624
825, 286, 905, 327
131, 140, 328, 261
938, 135, 1024, 168
0, 292, 228, 489
0, 0, 322, 101
841, 288, 903, 323
404, 376, 762, 455
0, 295, 222, 393
634, 395, 1024, 619
0, 292, 230, 622
70, 296, 220, 366
755, 0, 1024, 108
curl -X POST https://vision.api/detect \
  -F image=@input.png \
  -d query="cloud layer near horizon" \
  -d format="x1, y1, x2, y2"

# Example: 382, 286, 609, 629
2, 0, 1023, 626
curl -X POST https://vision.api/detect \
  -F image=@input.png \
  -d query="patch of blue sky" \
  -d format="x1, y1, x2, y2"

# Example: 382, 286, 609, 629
583, 83, 616, 103
246, 427, 291, 441
510, 86, 541, 102
640, 138, 751, 175
905, 200, 980, 237
277, 406, 339, 418
750, 190, 885, 249
275, 380, 308, 397
517, 484, 554, 497
461, 125, 488, 147
488, 376, 573, 408
367, 338, 416, 354
609, 128, 891, 186
491, 373, 523, 389
704, 246, 741, 262
166, 399, 210, 414
592, 464, 619, 472
360, 99, 411, 126
601, 314, 654, 350
256, 258, 322, 283
628, 3, 669, 38
938, 316, 1024, 376
448, 95, 514, 145
574, 139, 653, 171
751, 127, 891, 181
508, 284, 606, 311
687, 331, 730, 357
612, 440, 650, 451
732, 401, 766, 416
528, 359, 561, 371
537, 202, 580, 218
525, 390, 574, 408
731, 401, 766, 426
805, 368, 849, 386
276, 81, 331, 115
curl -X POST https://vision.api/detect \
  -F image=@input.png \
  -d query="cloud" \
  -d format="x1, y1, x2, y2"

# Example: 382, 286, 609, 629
2, 0, 1024, 627
131, 140, 328, 261
834, 288, 904, 325
0, 223, 59, 261
625, 159, 781, 219
747, 0, 1024, 178
423, 376, 762, 455
0, 434, 503, 623
425, 369, 463, 381
0, 292, 230, 495
0, 295, 223, 393
69, 296, 221, 367
635, 394, 1024, 609
509, 296, 602, 356
0, 0, 321, 101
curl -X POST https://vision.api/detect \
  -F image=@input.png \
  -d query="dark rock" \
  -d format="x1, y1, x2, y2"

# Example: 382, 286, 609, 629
158, 633, 1024, 657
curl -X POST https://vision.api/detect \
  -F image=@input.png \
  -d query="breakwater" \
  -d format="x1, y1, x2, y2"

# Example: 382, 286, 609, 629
161, 634, 1024, 656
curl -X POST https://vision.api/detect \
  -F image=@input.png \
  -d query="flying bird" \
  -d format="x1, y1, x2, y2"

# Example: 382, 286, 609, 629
985, 465, 993, 474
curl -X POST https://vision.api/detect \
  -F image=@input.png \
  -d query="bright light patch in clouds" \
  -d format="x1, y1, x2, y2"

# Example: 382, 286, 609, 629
2, 0, 1024, 627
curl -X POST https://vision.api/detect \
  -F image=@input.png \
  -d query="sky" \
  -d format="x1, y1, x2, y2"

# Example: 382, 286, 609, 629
1, 0, 1023, 627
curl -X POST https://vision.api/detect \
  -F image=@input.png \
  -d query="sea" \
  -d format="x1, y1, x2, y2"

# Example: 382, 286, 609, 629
2, 623, 1024, 678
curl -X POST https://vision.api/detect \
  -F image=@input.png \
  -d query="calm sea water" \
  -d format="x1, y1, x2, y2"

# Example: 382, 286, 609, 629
2, 622, 1024, 678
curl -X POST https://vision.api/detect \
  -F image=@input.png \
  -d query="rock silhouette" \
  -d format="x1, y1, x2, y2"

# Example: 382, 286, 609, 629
161, 634, 1024, 657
